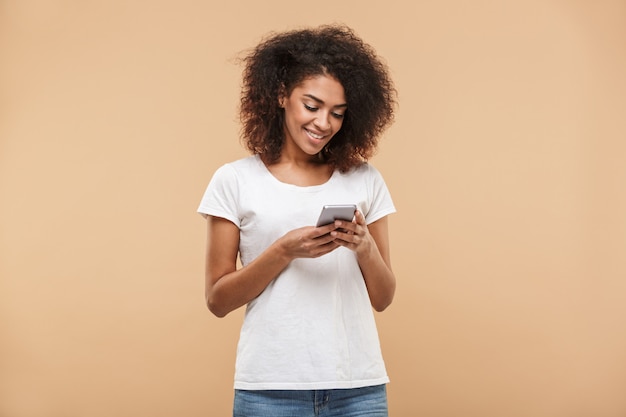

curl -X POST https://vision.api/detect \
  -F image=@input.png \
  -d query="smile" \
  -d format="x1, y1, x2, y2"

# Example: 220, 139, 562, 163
305, 129, 326, 140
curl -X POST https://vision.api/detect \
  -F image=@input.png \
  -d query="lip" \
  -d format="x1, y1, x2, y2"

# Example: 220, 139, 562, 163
305, 128, 328, 142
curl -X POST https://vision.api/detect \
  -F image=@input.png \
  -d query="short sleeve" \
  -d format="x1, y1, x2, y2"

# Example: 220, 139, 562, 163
364, 164, 396, 225
197, 163, 241, 227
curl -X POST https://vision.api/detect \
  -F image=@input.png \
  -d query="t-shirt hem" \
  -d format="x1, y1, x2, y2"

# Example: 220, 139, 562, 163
234, 376, 390, 391
197, 208, 240, 227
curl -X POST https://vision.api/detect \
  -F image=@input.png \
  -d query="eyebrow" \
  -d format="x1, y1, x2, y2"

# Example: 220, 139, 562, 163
303, 94, 348, 108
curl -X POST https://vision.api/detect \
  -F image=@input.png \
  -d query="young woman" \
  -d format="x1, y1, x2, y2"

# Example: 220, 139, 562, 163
198, 24, 397, 417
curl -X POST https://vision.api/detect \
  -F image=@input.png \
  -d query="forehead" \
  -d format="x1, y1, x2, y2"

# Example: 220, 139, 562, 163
291, 75, 346, 104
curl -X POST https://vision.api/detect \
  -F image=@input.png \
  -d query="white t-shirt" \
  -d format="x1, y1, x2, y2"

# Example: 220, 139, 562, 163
198, 155, 396, 390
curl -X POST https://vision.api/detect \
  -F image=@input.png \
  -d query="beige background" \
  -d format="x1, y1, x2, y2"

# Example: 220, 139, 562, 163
1, 1, 625, 416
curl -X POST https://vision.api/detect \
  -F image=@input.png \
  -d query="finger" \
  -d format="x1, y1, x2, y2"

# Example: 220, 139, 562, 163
314, 231, 342, 245
354, 210, 366, 225
334, 219, 356, 234
330, 229, 358, 244
312, 241, 340, 257
312, 223, 340, 237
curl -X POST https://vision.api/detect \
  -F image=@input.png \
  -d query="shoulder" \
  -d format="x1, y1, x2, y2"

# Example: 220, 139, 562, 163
213, 155, 262, 179
224, 155, 261, 172
340, 162, 384, 180
340, 163, 392, 199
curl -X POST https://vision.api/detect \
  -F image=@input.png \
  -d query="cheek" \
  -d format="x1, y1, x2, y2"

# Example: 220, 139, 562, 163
287, 107, 310, 125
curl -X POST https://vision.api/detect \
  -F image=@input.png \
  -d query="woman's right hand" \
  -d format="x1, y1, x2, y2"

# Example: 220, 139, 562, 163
277, 223, 342, 260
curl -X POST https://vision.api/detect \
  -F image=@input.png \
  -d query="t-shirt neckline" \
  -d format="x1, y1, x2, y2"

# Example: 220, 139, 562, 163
254, 154, 338, 191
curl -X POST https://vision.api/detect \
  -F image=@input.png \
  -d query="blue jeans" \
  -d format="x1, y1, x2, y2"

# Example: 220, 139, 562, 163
233, 384, 388, 417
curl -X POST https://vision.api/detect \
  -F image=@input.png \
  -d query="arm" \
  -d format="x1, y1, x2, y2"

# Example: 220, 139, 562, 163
204, 215, 341, 317
331, 211, 396, 312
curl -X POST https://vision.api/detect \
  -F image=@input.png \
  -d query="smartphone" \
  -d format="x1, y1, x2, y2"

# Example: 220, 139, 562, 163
315, 204, 357, 227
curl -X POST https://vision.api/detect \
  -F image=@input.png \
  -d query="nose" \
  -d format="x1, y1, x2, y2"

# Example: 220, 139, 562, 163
314, 111, 331, 130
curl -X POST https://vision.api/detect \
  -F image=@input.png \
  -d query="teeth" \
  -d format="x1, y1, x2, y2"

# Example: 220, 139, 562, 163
307, 130, 324, 139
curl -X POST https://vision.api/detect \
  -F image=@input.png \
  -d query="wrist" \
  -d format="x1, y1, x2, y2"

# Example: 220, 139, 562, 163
355, 235, 376, 259
272, 237, 295, 264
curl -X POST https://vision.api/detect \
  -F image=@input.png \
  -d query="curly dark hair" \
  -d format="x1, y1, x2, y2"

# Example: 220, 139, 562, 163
238, 24, 397, 172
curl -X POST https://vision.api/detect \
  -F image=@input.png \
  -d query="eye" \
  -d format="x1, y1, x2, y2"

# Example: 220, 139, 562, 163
304, 104, 318, 112
331, 112, 345, 119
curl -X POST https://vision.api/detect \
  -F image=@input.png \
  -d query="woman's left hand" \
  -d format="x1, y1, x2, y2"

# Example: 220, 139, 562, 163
330, 210, 374, 256
332, 209, 396, 311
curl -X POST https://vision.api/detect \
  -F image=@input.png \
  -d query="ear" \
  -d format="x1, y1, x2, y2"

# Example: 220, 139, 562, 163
278, 84, 287, 108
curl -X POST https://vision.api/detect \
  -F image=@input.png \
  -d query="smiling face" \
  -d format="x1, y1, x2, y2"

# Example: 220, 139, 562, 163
279, 75, 347, 161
